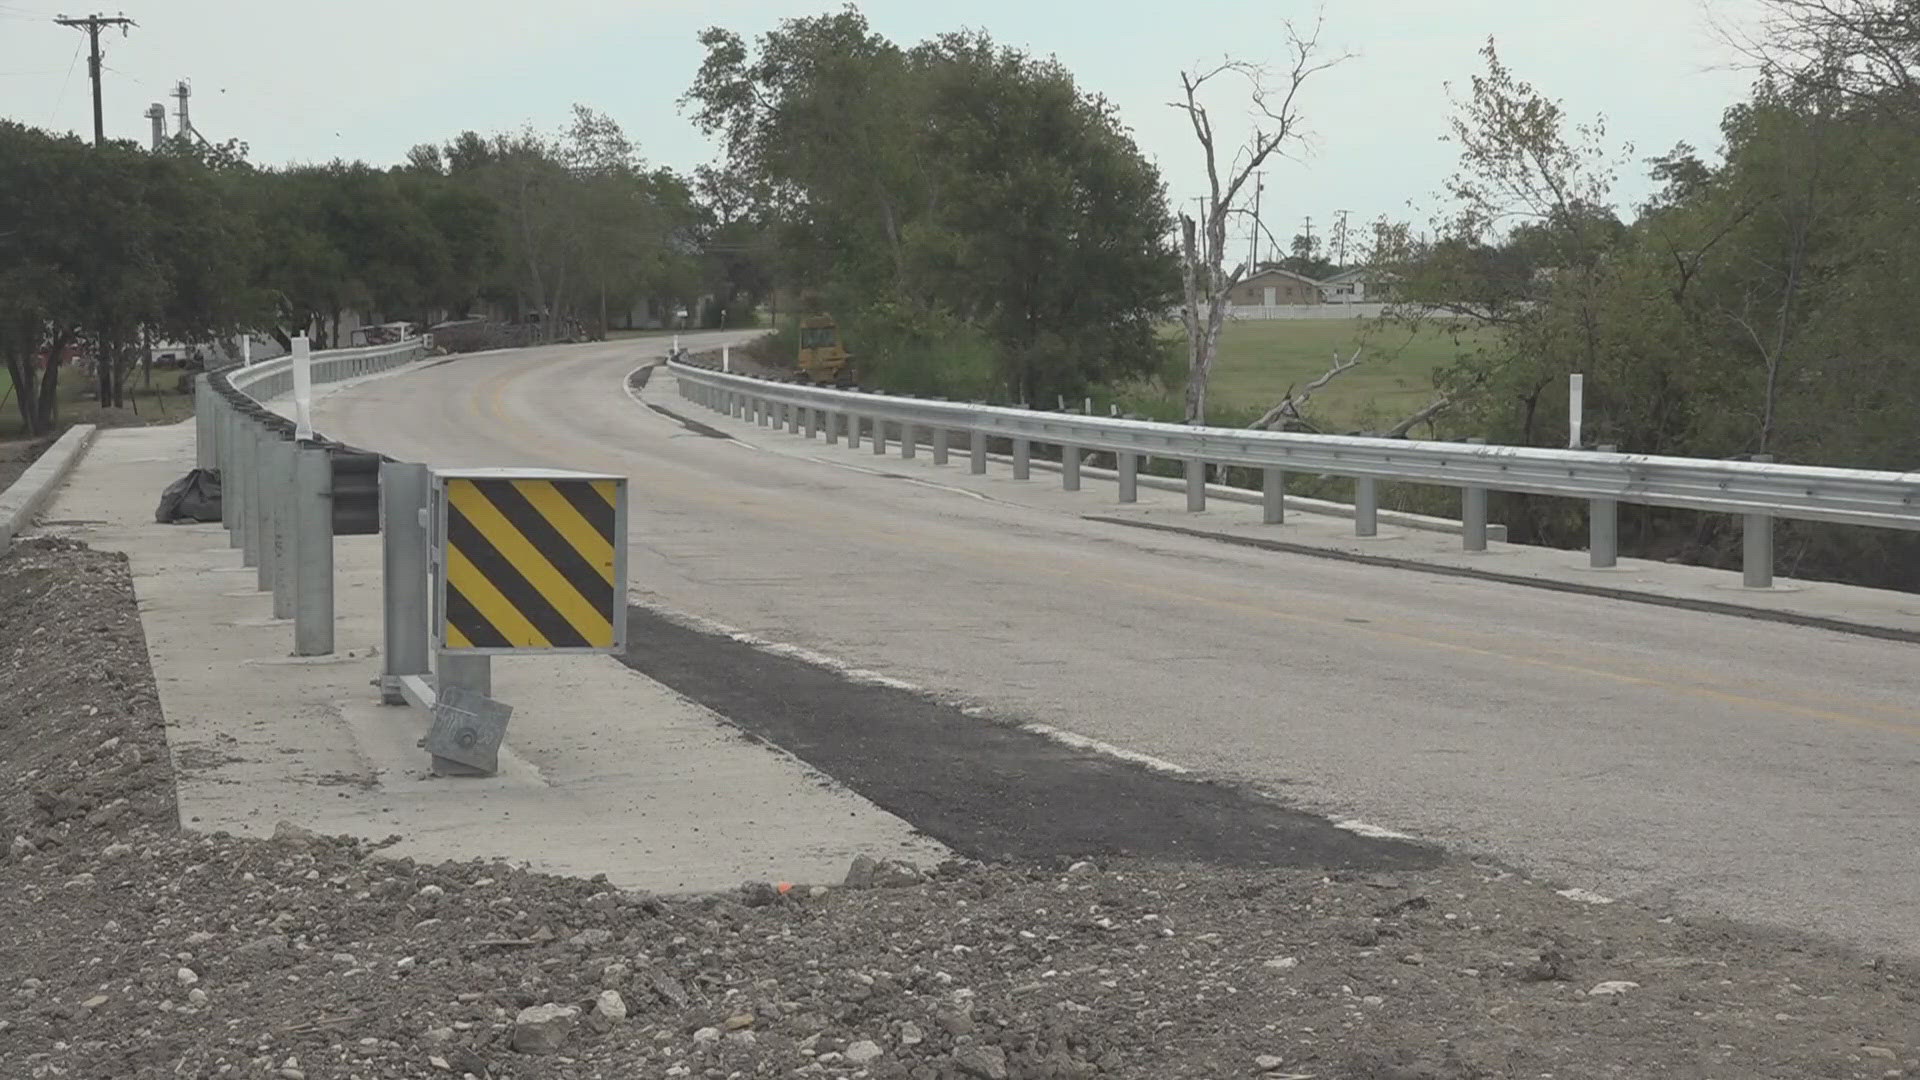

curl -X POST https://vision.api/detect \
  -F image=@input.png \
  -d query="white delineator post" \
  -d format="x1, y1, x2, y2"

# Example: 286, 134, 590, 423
722, 345, 731, 373
1568, 373, 1585, 449
292, 334, 314, 441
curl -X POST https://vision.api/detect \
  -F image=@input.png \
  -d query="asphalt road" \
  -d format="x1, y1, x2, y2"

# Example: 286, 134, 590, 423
311, 336, 1920, 957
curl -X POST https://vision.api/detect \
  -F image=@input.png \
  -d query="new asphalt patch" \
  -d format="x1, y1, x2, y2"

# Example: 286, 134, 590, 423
617, 606, 1439, 871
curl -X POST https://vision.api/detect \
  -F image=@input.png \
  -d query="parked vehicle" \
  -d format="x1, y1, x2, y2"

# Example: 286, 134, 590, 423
796, 315, 855, 386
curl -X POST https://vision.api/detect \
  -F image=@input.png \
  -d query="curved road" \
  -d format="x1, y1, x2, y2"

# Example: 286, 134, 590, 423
313, 336, 1920, 956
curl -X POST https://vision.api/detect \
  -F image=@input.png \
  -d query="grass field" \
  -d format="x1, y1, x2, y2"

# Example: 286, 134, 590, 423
1142, 318, 1492, 431
0, 367, 196, 440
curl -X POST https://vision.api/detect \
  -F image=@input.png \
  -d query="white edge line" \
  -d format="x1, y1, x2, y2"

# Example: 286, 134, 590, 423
632, 596, 1193, 773
1016, 723, 1191, 775
1330, 818, 1418, 841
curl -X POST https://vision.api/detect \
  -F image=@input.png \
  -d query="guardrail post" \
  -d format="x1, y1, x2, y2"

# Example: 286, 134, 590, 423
1355, 477, 1378, 537
826, 411, 841, 444
902, 423, 917, 459
805, 407, 819, 439
933, 427, 949, 465
256, 428, 280, 592
848, 414, 862, 449
1263, 468, 1286, 525
970, 430, 986, 474
788, 403, 802, 435
195, 379, 211, 470
271, 436, 296, 620
1744, 453, 1775, 588
1118, 451, 1138, 502
220, 403, 239, 538
1062, 445, 1081, 491
438, 653, 492, 702
380, 462, 431, 705
1013, 437, 1030, 479
873, 417, 888, 455
293, 444, 334, 655
247, 425, 268, 570
1590, 444, 1617, 568
1185, 460, 1206, 511
1463, 437, 1488, 552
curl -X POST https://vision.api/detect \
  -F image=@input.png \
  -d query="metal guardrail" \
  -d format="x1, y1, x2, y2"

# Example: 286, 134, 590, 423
195, 336, 427, 655
195, 334, 612, 778
666, 358, 1920, 588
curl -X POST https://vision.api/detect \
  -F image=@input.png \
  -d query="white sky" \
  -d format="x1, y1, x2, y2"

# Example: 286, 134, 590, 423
1, 0, 1764, 249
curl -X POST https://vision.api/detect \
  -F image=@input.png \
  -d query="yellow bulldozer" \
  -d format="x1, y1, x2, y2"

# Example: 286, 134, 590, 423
796, 315, 855, 386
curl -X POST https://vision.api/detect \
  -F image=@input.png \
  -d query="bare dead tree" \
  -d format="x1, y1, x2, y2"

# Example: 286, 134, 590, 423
1718, 0, 1920, 117
1172, 19, 1346, 425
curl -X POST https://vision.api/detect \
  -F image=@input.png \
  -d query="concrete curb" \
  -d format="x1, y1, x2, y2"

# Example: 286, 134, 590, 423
0, 424, 99, 551
1089, 515, 1920, 646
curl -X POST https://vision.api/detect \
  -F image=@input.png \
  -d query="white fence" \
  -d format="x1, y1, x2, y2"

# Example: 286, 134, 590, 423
1226, 303, 1389, 321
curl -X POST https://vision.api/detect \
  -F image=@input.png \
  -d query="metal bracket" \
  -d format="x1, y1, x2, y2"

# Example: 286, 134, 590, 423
425, 684, 513, 777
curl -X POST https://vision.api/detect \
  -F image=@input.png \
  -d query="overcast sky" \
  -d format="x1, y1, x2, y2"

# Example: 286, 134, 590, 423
3, 0, 1763, 249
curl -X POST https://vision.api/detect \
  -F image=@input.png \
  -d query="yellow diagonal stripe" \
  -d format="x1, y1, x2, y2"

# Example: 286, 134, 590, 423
516, 480, 614, 583
445, 623, 474, 649
590, 479, 618, 511
445, 542, 550, 648
447, 480, 613, 646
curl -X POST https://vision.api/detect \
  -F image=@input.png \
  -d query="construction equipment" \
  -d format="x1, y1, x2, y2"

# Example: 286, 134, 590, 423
796, 315, 855, 386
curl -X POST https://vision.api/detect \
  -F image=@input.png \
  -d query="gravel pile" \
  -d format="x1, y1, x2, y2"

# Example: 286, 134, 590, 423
3, 537, 1917, 1080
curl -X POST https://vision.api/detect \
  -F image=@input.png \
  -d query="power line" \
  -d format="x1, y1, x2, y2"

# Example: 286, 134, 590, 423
53, 11, 137, 146
47, 39, 80, 126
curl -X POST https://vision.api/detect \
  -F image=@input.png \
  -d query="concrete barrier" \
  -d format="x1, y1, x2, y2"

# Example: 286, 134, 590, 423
0, 424, 99, 550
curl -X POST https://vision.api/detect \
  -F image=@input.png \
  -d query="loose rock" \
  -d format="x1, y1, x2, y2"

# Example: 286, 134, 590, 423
953, 1043, 1009, 1080
510, 1003, 578, 1054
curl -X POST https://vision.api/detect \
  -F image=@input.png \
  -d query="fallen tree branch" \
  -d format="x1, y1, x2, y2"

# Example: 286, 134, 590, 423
1249, 345, 1362, 430
1378, 394, 1454, 438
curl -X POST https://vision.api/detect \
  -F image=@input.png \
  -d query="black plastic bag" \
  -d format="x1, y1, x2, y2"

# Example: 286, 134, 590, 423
156, 468, 222, 524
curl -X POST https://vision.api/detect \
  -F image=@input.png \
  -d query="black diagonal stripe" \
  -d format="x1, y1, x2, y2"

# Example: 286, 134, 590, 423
445, 502, 591, 649
472, 479, 616, 620
444, 581, 511, 649
556, 478, 617, 545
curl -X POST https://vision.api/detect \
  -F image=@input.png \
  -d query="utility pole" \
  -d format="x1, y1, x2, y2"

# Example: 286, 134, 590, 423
1333, 209, 1351, 268
53, 12, 136, 146
1301, 215, 1314, 262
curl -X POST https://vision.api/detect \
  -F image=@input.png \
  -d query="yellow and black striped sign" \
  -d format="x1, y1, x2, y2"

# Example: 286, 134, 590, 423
436, 473, 625, 652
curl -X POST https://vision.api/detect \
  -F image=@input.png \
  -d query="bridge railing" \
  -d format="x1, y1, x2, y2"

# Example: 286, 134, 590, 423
665, 358, 1920, 589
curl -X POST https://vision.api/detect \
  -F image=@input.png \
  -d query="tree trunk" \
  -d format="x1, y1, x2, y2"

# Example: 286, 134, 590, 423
34, 333, 64, 435
95, 330, 113, 407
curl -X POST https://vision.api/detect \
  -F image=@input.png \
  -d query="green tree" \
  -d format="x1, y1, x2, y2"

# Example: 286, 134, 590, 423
688, 8, 1179, 401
